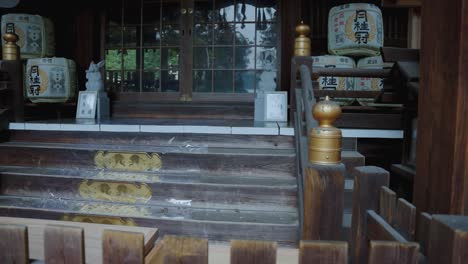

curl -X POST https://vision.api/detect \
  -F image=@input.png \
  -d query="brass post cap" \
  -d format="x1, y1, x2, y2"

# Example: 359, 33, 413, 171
296, 21, 310, 36
312, 96, 342, 127
3, 32, 18, 43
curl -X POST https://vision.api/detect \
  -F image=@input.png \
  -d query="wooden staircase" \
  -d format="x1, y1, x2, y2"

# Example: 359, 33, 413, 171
0, 130, 300, 243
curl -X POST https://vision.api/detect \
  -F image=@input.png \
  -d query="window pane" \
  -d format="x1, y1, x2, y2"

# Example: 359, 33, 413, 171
235, 47, 255, 69
162, 2, 181, 24
256, 47, 277, 70
143, 71, 160, 92
161, 70, 179, 92
235, 71, 255, 93
193, 70, 212, 92
143, 25, 161, 46
214, 47, 233, 69
123, 26, 137, 47
194, 1, 213, 23
143, 1, 161, 24
106, 71, 121, 91
143, 48, 160, 70
256, 23, 277, 46
161, 48, 179, 69
123, 49, 137, 70
235, 3, 255, 22
194, 47, 212, 69
256, 70, 277, 92
236, 23, 255, 45
194, 24, 213, 46
106, 26, 121, 48
214, 0, 235, 23
214, 23, 234, 45
214, 71, 233, 92
256, 1, 277, 22
161, 24, 180, 46
105, 49, 122, 70
123, 71, 138, 92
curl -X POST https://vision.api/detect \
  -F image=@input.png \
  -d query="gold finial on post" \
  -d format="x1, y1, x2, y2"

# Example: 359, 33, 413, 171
308, 96, 342, 164
2, 31, 20, 60
294, 21, 311, 56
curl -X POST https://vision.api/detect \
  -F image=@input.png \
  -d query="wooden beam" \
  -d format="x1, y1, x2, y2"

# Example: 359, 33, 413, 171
230, 240, 277, 264
102, 230, 144, 264
427, 215, 468, 264
44, 225, 85, 264
0, 224, 28, 264
380, 186, 397, 225
414, 0, 468, 215
302, 164, 345, 240
368, 241, 419, 264
299, 241, 347, 264
367, 210, 408, 242
350, 166, 390, 264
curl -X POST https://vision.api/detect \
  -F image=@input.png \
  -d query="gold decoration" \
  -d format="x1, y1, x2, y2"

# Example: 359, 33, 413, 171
294, 21, 311, 56
61, 214, 137, 226
79, 180, 152, 204
94, 151, 162, 171
308, 96, 342, 164
2, 32, 19, 60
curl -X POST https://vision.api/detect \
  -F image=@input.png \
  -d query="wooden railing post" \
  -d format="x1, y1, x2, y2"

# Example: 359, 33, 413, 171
368, 241, 419, 264
102, 230, 144, 264
44, 225, 85, 264
299, 241, 347, 264
350, 166, 390, 264
427, 215, 468, 264
0, 224, 29, 264
230, 240, 276, 264
303, 164, 345, 240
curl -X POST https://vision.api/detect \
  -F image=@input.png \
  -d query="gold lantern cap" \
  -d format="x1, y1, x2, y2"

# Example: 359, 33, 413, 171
2, 32, 20, 60
312, 96, 342, 127
308, 96, 343, 164
3, 32, 18, 43
295, 21, 310, 36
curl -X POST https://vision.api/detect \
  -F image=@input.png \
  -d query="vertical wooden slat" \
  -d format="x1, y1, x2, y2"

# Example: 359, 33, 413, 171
415, 212, 432, 255
368, 241, 419, 264
379, 186, 397, 225
145, 235, 208, 264
102, 230, 144, 264
230, 240, 276, 264
395, 198, 417, 240
0, 224, 29, 264
427, 215, 468, 264
303, 164, 345, 240
299, 241, 347, 264
44, 225, 85, 264
350, 166, 390, 264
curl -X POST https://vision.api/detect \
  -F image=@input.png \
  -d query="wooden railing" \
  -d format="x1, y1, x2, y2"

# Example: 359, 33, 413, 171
0, 60, 23, 124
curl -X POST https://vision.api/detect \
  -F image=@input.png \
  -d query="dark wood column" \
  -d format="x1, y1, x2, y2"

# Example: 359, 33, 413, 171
413, 0, 468, 214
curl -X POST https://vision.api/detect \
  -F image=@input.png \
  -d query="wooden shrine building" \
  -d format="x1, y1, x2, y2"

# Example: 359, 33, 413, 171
0, 0, 466, 263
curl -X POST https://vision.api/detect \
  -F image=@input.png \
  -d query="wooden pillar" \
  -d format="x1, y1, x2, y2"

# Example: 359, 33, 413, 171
413, 0, 468, 215
302, 164, 345, 240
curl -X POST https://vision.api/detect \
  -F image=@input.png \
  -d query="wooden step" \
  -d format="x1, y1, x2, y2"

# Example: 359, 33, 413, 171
0, 143, 296, 178
341, 151, 365, 179
0, 195, 298, 244
0, 168, 297, 211
8, 130, 295, 150
112, 102, 254, 120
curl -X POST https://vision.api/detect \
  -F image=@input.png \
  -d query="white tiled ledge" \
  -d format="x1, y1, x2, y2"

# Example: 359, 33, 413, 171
8, 122, 404, 138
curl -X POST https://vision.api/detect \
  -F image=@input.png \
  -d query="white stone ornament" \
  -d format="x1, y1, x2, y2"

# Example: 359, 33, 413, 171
85, 60, 105, 92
